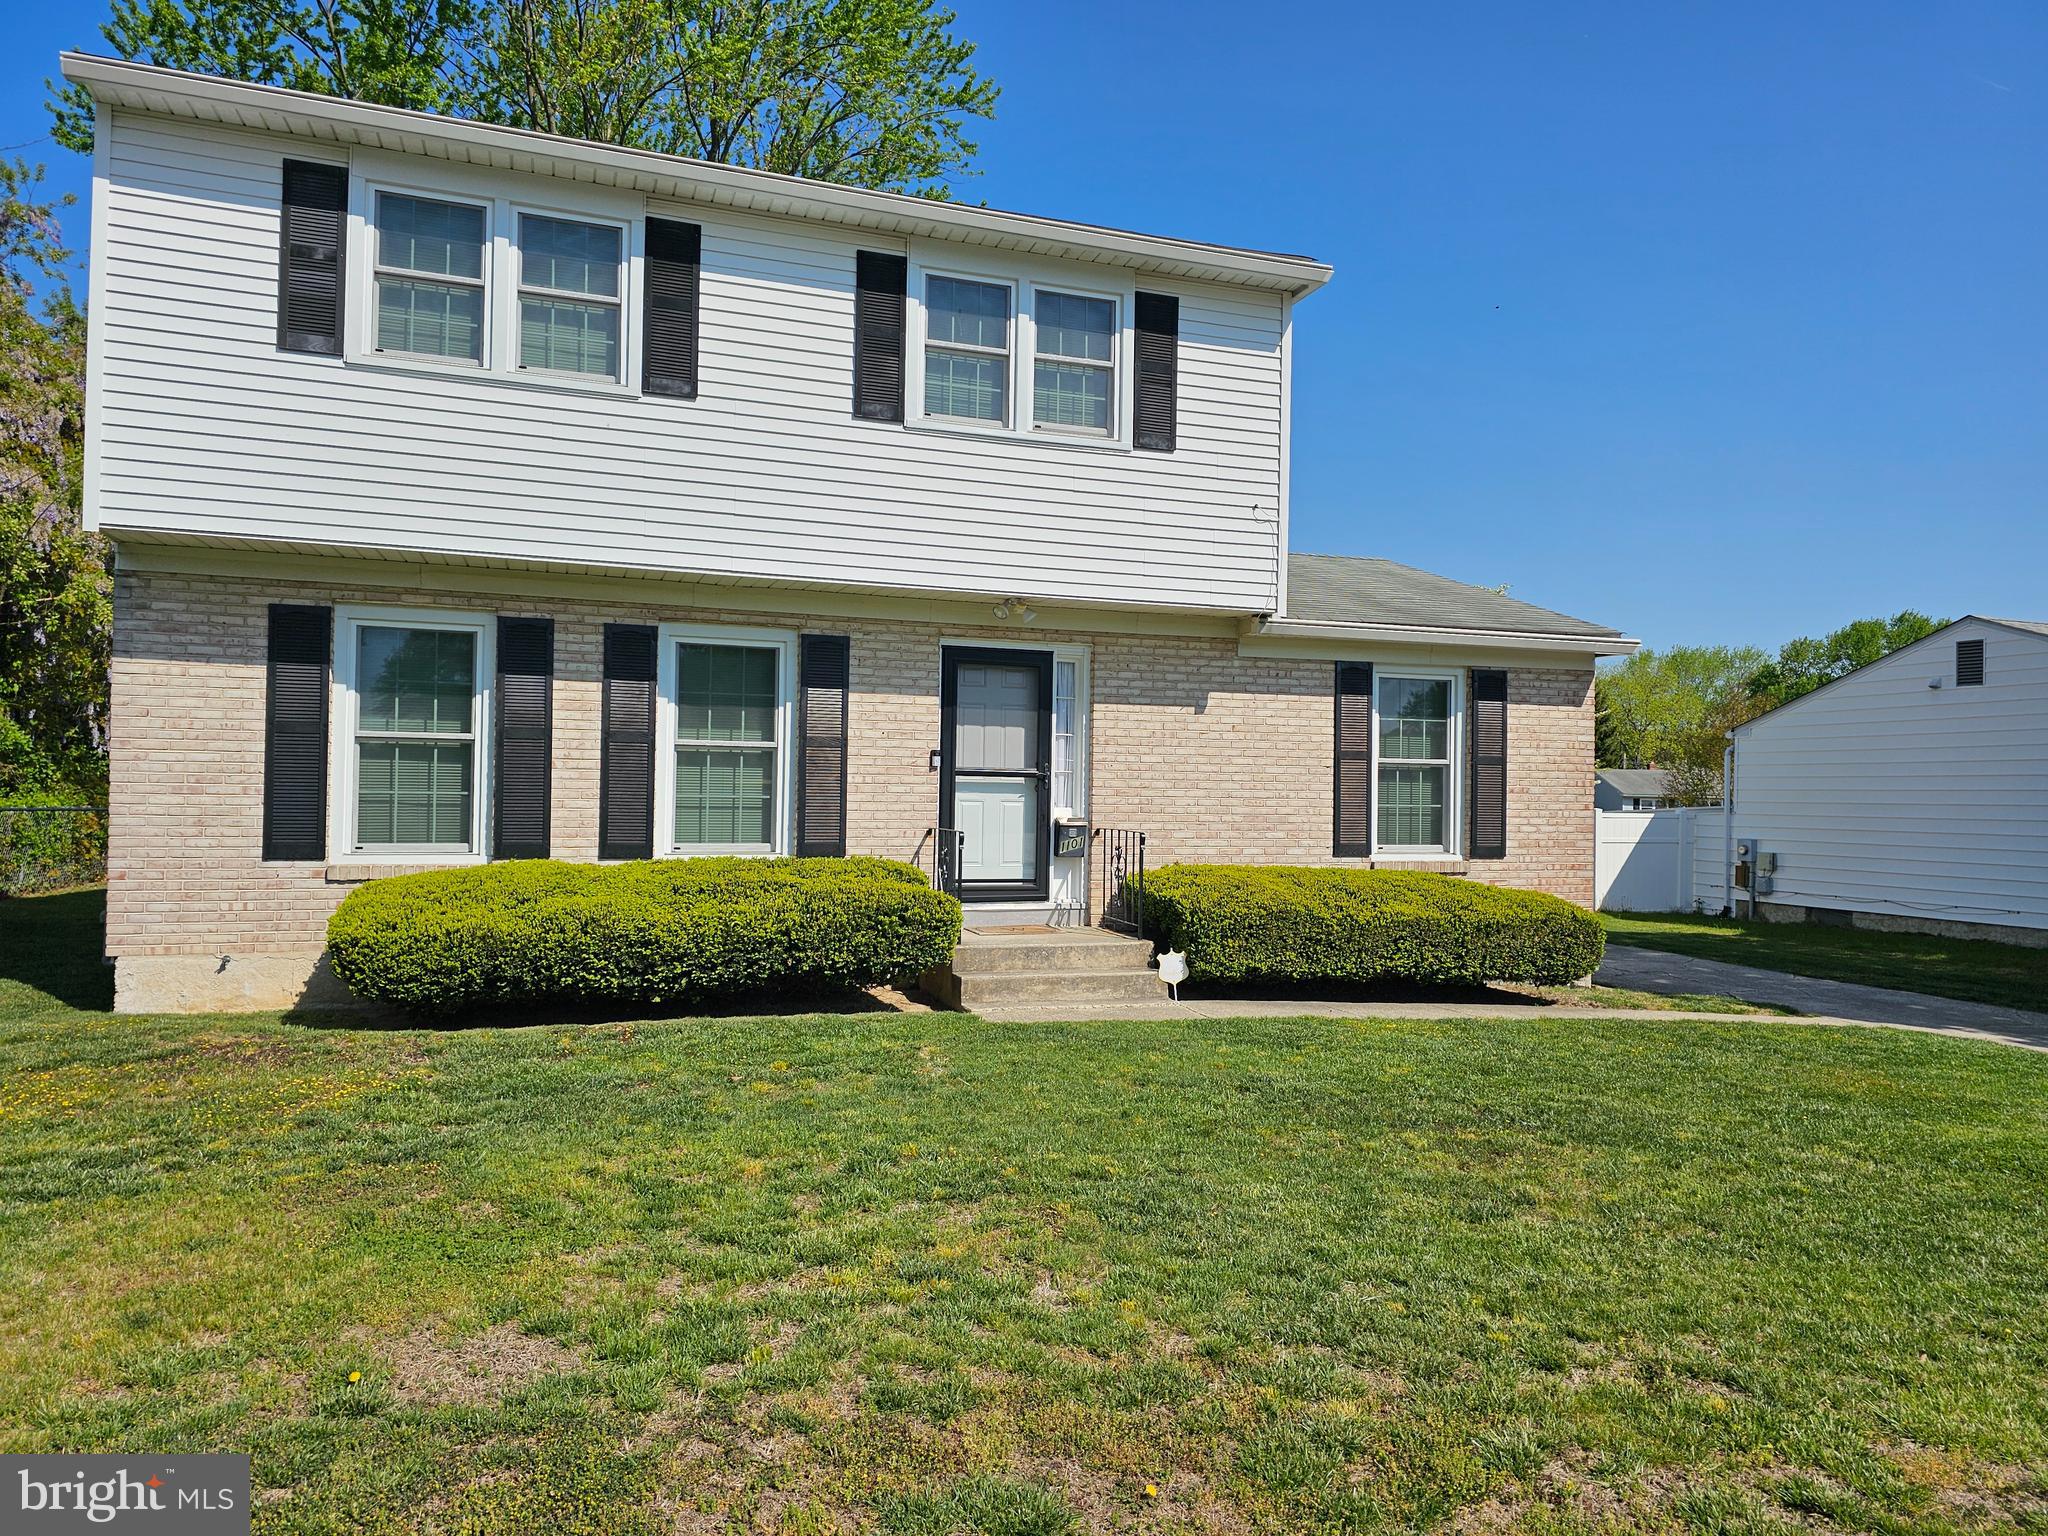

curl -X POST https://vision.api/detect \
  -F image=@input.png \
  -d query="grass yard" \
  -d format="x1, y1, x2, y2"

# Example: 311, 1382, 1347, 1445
4, 890, 2048, 1534
1602, 910, 2048, 1015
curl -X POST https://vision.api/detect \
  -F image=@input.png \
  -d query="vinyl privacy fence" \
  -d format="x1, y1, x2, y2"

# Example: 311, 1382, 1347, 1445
1594, 808, 1729, 913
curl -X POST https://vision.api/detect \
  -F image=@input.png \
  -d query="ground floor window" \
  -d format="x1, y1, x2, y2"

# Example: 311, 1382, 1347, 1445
657, 626, 795, 856
1375, 671, 1459, 856
336, 608, 491, 856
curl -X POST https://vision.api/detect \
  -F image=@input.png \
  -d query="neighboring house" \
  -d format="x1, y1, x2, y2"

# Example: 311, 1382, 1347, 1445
1725, 617, 2048, 944
1596, 768, 1675, 811
66, 55, 1637, 1013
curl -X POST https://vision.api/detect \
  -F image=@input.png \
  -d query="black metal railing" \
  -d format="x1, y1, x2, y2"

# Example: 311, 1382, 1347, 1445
1096, 827, 1146, 938
928, 826, 965, 898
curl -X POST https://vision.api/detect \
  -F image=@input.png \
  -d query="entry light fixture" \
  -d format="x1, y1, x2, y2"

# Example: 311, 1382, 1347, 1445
991, 597, 1037, 623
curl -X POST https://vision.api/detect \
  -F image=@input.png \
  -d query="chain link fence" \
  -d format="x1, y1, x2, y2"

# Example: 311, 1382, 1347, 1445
0, 804, 108, 896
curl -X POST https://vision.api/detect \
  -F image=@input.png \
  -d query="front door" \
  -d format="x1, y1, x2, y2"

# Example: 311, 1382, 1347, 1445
940, 647, 1052, 902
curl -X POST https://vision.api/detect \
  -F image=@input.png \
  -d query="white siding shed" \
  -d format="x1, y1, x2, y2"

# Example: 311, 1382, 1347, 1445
1727, 617, 2048, 938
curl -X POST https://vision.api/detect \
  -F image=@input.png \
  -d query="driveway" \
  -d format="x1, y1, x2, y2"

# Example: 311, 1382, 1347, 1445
1597, 945, 2048, 1052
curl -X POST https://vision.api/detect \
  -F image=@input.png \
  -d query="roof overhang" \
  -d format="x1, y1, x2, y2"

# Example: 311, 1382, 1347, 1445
1247, 615, 1639, 658
62, 53, 1333, 298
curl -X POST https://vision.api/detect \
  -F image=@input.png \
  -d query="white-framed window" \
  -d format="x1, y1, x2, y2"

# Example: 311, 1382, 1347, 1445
1374, 671, 1459, 856
906, 259, 1135, 446
1031, 288, 1117, 436
349, 159, 642, 396
372, 191, 489, 364
1052, 657, 1080, 811
333, 607, 493, 859
922, 272, 1013, 426
516, 211, 625, 381
655, 625, 797, 856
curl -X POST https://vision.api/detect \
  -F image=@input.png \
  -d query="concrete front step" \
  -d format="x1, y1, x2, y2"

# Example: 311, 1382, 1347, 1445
924, 926, 1165, 1010
950, 930, 1156, 976
952, 966, 1169, 1008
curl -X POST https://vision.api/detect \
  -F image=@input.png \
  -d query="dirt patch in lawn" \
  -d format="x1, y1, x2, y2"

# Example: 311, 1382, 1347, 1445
386, 1322, 583, 1407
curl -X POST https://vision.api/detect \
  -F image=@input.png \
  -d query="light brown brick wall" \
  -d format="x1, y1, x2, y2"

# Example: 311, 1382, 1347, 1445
108, 566, 1594, 975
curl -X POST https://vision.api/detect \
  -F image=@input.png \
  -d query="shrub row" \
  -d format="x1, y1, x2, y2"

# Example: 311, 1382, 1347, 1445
0, 800, 108, 897
1135, 864, 1604, 987
327, 856, 962, 1016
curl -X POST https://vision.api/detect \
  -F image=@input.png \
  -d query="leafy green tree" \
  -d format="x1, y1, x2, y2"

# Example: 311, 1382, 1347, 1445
0, 162, 108, 798
1595, 645, 1768, 806
1744, 611, 1947, 710
52, 0, 999, 196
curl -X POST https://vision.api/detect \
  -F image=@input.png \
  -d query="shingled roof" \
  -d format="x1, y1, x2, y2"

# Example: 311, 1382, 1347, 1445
1286, 553, 1623, 639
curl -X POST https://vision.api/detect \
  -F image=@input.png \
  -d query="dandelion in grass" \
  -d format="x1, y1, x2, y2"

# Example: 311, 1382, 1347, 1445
348, 1370, 361, 1383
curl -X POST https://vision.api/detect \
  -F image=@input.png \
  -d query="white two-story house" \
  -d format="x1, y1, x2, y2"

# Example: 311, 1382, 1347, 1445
66, 54, 1636, 1013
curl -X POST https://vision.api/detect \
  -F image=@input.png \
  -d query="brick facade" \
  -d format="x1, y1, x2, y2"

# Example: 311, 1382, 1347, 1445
109, 564, 1595, 1009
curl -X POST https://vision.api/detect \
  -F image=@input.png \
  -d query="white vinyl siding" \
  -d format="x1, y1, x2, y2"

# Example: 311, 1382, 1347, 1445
1727, 619, 2048, 933
90, 112, 1290, 614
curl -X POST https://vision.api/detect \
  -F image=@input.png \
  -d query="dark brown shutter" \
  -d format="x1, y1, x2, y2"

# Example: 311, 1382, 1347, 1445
277, 159, 347, 355
1956, 638, 1985, 686
796, 634, 851, 857
493, 616, 553, 859
643, 217, 701, 398
853, 250, 907, 422
599, 624, 657, 861
1469, 668, 1508, 861
1332, 661, 1373, 857
262, 603, 331, 861
1134, 290, 1179, 452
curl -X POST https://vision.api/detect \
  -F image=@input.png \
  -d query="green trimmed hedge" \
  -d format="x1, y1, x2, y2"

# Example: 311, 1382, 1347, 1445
327, 856, 962, 1016
1136, 864, 1603, 987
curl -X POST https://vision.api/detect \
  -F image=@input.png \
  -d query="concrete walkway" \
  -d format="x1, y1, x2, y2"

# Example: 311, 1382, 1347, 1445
972, 948, 2048, 1053
1595, 945, 2048, 1052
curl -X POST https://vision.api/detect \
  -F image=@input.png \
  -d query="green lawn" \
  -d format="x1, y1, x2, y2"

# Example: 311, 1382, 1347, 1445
1602, 910, 2048, 1014
5, 890, 2048, 1534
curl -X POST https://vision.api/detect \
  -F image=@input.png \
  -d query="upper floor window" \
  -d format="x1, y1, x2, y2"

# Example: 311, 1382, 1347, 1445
374, 193, 487, 364
1033, 291, 1115, 435
518, 213, 624, 381
923, 274, 1012, 425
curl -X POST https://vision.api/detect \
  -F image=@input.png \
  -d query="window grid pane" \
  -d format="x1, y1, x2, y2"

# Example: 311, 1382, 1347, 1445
678, 644, 778, 743
1377, 765, 1446, 848
520, 297, 620, 377
376, 277, 484, 361
926, 275, 1010, 350
925, 350, 1007, 422
675, 748, 775, 847
357, 741, 473, 847
357, 627, 475, 735
520, 214, 621, 297
1034, 360, 1111, 431
1036, 291, 1114, 362
1378, 677, 1450, 762
377, 194, 484, 279
1052, 659, 1077, 810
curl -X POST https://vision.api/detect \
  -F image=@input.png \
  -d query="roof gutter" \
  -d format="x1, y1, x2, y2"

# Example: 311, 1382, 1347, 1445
61, 53, 1334, 298
1248, 615, 1640, 657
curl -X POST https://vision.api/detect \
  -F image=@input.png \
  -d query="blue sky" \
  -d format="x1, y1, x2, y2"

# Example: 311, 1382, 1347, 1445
7, 2, 2042, 652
